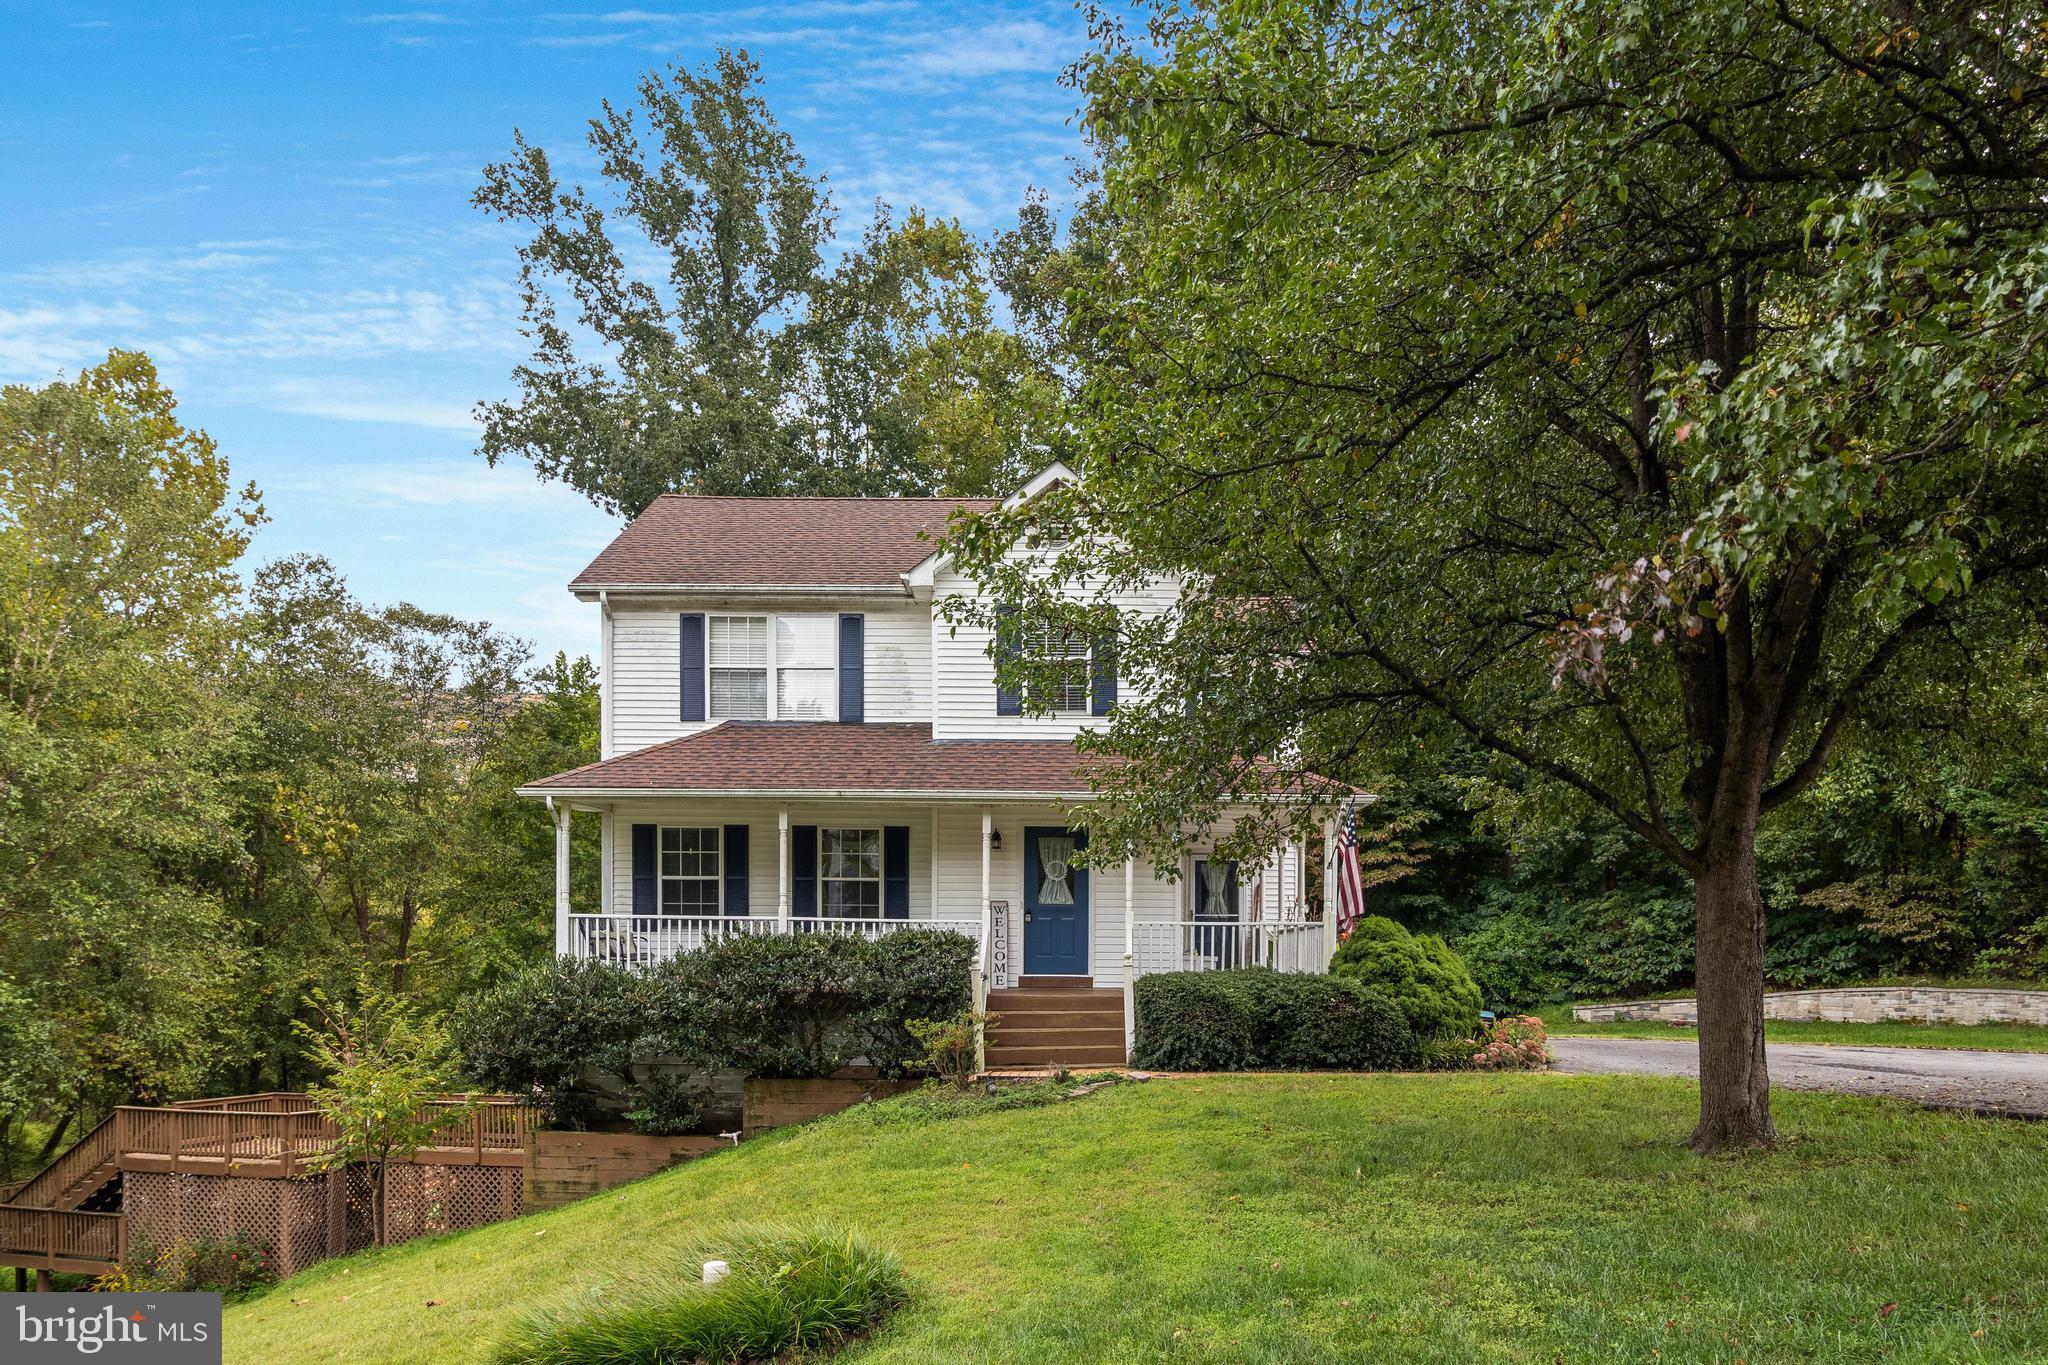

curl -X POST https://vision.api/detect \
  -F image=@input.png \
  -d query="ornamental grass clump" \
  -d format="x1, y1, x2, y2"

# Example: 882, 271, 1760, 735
490, 1224, 907, 1365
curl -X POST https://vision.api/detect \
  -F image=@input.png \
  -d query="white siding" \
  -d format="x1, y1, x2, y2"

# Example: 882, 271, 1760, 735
604, 597, 931, 756
929, 559, 1180, 741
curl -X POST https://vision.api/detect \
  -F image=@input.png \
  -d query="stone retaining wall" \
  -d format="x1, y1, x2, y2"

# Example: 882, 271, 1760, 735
1572, 986, 2048, 1026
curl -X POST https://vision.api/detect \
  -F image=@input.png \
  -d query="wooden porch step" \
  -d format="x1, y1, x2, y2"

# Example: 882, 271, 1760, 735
988, 1009, 1123, 1030
984, 1043, 1128, 1066
987, 987, 1123, 1009
989, 1026, 1124, 1048
1016, 975, 1097, 988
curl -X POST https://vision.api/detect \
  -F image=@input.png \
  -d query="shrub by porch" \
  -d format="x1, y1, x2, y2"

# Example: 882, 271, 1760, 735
1130, 971, 1413, 1072
454, 930, 974, 1130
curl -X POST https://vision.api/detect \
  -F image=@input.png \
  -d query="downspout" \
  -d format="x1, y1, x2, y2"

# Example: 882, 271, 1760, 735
1123, 856, 1136, 1061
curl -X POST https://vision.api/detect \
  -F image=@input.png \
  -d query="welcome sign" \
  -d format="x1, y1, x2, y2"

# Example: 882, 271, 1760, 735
3, 1295, 221, 1362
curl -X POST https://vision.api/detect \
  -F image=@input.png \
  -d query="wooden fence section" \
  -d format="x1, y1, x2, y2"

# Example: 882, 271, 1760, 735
0, 1207, 124, 1274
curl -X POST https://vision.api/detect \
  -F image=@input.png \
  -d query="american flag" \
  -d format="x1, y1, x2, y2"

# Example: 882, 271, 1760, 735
1332, 811, 1366, 940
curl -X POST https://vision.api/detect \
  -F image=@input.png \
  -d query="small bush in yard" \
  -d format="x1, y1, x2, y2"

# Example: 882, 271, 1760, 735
1130, 970, 1413, 1071
101, 1233, 275, 1299
1328, 916, 1484, 1041
906, 1009, 988, 1090
1471, 1015, 1551, 1070
491, 1224, 906, 1365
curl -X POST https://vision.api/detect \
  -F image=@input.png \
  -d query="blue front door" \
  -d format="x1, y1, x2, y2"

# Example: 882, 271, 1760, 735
1023, 826, 1088, 975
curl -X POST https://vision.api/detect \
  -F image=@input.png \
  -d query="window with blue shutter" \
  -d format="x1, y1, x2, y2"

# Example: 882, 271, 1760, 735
722, 824, 750, 916
1090, 630, 1117, 715
792, 824, 818, 925
631, 823, 657, 921
838, 614, 864, 722
883, 825, 910, 919
678, 613, 706, 722
994, 603, 1022, 716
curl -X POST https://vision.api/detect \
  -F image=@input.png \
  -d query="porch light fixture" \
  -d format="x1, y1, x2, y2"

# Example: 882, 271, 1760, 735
987, 828, 1003, 851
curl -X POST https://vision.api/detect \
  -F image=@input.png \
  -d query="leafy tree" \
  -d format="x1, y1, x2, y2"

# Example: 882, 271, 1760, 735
953, 2, 2048, 1149
474, 50, 1055, 514
0, 353, 257, 1131
299, 973, 475, 1247
240, 556, 528, 992
417, 653, 601, 1004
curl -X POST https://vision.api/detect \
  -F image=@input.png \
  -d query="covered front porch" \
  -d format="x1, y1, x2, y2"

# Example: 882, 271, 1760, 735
521, 722, 1347, 1060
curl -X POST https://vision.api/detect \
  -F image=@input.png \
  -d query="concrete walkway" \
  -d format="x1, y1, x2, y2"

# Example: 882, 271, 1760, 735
1550, 1036, 2048, 1117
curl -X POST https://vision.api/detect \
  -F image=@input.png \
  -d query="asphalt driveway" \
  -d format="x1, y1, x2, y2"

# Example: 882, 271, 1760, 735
1550, 1036, 2048, 1117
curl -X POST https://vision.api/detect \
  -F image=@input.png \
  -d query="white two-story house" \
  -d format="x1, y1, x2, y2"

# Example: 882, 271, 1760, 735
521, 465, 1344, 1066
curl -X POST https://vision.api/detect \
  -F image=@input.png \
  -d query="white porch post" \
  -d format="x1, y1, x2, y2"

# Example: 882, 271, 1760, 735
552, 800, 571, 957
1122, 856, 1135, 1057
977, 807, 994, 1073
777, 804, 791, 934
1321, 813, 1339, 968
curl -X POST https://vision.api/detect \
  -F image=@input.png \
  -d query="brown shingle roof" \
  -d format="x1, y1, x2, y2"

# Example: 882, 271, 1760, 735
521, 722, 1352, 800
570, 495, 996, 590
521, 723, 1108, 797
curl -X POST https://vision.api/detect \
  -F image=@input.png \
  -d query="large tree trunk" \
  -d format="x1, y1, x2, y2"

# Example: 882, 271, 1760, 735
1690, 818, 1776, 1152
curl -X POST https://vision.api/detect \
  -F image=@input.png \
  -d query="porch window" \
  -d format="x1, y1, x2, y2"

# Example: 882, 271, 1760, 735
820, 828, 881, 918
1027, 623, 1092, 715
708, 616, 769, 719
660, 826, 721, 913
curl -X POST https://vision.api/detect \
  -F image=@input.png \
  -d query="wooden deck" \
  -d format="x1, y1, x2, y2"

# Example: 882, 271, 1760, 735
1, 1093, 539, 1277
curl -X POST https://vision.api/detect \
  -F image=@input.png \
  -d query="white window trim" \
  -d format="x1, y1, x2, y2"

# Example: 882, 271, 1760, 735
659, 825, 723, 915
819, 826, 883, 919
705, 612, 841, 722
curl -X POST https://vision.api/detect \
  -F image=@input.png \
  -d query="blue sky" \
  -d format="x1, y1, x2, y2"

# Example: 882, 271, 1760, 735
0, 2, 1091, 663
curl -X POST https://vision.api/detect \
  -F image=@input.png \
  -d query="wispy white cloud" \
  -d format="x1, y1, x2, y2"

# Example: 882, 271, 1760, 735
258, 382, 482, 432
352, 11, 467, 24
0, 302, 150, 381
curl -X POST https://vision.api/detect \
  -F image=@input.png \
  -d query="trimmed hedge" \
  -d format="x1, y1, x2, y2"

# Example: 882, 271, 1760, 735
455, 930, 977, 1114
1328, 915, 1484, 1041
670, 928, 973, 1079
1129, 970, 1413, 1072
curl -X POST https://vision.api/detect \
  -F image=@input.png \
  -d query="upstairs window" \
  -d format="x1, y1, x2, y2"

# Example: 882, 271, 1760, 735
1029, 623, 1093, 715
705, 613, 837, 721
776, 615, 835, 719
708, 615, 769, 719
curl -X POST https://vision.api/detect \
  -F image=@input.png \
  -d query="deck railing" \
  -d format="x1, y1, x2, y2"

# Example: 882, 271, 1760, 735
0, 1206, 123, 1272
113, 1098, 539, 1177
565, 913, 984, 969
1132, 918, 1331, 978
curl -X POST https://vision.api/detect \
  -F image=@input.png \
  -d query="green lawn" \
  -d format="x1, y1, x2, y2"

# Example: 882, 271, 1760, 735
224, 1074, 2048, 1363
1539, 1006, 2048, 1051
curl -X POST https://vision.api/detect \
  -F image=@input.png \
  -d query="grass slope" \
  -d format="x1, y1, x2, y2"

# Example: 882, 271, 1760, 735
226, 1075, 2048, 1363
1540, 1007, 2048, 1051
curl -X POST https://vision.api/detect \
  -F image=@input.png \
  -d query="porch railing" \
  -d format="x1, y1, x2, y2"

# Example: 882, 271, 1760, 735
565, 913, 984, 969
1133, 918, 1330, 977
0, 1206, 124, 1272
112, 1098, 539, 1176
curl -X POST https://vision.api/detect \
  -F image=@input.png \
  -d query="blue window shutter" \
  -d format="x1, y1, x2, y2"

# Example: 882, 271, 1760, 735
631, 824, 657, 917
994, 603, 1022, 717
722, 824, 749, 917
883, 825, 910, 919
679, 613, 706, 722
838, 614, 864, 723
1090, 630, 1117, 716
792, 825, 817, 918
